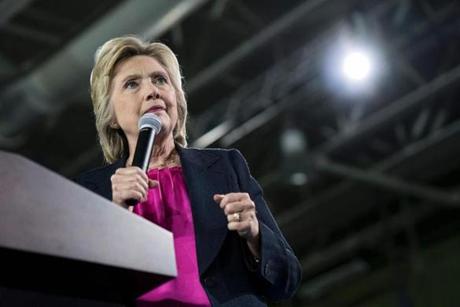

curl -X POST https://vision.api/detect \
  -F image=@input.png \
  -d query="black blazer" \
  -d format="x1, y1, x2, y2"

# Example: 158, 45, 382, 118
75, 146, 302, 306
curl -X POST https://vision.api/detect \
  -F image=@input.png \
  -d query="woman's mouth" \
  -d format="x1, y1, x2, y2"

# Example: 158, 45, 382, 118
147, 106, 166, 114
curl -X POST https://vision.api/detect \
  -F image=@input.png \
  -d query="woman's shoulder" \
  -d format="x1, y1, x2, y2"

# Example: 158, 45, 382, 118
181, 146, 242, 157
180, 146, 246, 163
179, 146, 248, 171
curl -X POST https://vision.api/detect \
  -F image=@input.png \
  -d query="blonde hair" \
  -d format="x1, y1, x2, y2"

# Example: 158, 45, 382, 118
90, 35, 187, 163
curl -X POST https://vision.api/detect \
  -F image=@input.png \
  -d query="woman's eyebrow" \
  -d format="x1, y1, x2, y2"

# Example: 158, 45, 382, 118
120, 73, 141, 83
149, 70, 168, 77
120, 71, 167, 82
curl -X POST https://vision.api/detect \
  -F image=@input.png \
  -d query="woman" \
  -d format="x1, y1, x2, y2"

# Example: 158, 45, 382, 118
76, 36, 301, 306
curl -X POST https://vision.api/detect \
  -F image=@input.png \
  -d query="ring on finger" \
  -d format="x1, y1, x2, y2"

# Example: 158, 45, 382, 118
232, 212, 242, 222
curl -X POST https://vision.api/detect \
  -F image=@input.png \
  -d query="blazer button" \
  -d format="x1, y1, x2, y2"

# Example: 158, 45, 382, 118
203, 276, 217, 288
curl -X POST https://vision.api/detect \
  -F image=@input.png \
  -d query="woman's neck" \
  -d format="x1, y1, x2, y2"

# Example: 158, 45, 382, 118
126, 134, 177, 168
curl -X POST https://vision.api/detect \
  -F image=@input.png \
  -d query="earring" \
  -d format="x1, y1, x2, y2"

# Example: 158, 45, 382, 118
110, 122, 120, 129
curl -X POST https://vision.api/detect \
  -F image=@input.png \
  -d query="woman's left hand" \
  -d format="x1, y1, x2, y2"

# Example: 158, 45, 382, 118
214, 193, 260, 255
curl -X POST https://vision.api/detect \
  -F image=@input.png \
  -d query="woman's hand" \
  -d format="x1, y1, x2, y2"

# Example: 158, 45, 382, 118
111, 166, 157, 208
214, 193, 260, 256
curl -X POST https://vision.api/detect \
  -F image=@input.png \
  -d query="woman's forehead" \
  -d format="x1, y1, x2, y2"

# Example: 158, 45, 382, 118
113, 55, 167, 79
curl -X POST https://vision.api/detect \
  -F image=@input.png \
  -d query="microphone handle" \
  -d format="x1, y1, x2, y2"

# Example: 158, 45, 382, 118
125, 127, 156, 207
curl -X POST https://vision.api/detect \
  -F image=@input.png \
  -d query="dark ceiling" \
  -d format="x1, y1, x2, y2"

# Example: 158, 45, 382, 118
1, 0, 460, 306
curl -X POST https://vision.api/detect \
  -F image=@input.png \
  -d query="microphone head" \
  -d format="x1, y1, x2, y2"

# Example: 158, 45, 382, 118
138, 113, 162, 133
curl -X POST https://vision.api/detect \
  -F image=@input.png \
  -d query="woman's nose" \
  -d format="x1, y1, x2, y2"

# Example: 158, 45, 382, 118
147, 91, 161, 100
144, 81, 161, 100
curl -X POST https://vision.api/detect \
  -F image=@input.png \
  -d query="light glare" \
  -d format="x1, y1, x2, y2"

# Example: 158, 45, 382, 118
342, 51, 371, 81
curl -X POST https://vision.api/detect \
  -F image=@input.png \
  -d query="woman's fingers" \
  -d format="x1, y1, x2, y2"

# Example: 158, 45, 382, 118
222, 201, 255, 215
226, 210, 256, 223
120, 189, 145, 202
113, 167, 149, 190
111, 166, 153, 206
213, 194, 225, 203
216, 193, 250, 208
214, 192, 259, 240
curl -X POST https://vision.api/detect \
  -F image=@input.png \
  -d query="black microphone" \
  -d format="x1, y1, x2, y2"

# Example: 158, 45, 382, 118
125, 113, 162, 207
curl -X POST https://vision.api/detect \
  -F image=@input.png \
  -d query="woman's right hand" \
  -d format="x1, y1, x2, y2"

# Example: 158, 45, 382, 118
110, 166, 157, 208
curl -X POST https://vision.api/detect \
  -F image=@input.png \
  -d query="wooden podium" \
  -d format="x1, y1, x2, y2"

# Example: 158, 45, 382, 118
0, 151, 176, 306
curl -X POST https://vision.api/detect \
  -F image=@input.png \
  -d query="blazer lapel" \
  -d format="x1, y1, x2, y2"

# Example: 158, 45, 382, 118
177, 146, 230, 275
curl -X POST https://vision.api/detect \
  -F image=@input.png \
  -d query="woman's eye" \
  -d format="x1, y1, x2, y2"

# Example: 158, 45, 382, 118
153, 75, 168, 85
124, 80, 138, 89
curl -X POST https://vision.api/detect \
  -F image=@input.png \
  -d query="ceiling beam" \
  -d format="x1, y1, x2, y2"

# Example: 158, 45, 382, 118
0, 0, 208, 145
0, 0, 33, 26
280, 119, 460, 248
314, 157, 460, 207
186, 0, 336, 93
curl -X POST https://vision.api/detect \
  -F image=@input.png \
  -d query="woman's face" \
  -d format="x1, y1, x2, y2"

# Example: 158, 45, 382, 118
110, 55, 178, 144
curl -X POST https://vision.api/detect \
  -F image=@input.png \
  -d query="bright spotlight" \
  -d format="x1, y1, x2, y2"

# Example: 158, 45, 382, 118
323, 37, 384, 96
342, 50, 372, 81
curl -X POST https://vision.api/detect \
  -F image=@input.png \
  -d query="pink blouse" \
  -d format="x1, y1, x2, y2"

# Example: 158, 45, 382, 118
133, 166, 211, 307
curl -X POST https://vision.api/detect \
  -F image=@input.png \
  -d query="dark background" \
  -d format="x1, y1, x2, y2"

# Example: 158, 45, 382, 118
1, 0, 460, 306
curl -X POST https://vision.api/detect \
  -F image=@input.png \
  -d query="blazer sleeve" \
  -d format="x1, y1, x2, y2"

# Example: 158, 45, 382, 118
229, 149, 302, 300
73, 168, 111, 201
